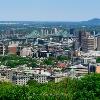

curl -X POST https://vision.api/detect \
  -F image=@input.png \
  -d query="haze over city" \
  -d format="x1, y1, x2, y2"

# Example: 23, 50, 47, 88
0, 0, 100, 100
0, 0, 100, 21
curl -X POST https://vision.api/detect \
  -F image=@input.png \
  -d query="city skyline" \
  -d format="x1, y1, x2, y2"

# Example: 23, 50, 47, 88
0, 0, 100, 21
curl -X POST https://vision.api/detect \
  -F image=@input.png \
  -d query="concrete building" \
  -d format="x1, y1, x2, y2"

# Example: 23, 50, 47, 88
97, 36, 100, 51
78, 31, 90, 46
12, 72, 30, 85
81, 51, 100, 57
0, 75, 10, 82
20, 47, 33, 57
96, 66, 100, 73
5, 69, 14, 81
31, 74, 48, 83
81, 57, 96, 64
82, 35, 96, 52
0, 42, 5, 55
8, 43, 18, 54
78, 31, 96, 52
33, 50, 52, 58
68, 64, 88, 78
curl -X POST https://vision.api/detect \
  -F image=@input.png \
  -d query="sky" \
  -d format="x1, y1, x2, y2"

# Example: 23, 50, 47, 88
0, 0, 100, 21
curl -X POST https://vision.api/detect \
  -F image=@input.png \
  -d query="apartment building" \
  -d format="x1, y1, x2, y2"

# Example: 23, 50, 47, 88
12, 72, 30, 85
31, 74, 48, 83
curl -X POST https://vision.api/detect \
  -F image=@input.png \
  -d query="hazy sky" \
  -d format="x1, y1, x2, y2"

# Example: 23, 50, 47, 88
0, 0, 100, 21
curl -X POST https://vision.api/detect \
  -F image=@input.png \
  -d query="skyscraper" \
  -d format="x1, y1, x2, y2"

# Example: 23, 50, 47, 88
97, 36, 100, 51
82, 34, 96, 52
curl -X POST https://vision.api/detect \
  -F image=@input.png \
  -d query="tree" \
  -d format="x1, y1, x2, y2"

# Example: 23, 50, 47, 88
1, 74, 100, 100
96, 57, 100, 63
68, 74, 100, 100
43, 58, 54, 66
57, 55, 70, 61
27, 80, 39, 86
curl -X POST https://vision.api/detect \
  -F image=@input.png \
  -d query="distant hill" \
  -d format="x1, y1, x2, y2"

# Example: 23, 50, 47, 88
0, 18, 100, 27
81, 18, 100, 26
65, 18, 100, 26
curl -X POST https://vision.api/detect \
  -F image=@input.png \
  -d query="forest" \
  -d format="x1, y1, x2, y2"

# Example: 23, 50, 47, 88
0, 73, 100, 100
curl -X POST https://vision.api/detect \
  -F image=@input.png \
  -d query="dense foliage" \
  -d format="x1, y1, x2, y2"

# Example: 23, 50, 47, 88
0, 74, 100, 100
96, 57, 100, 63
43, 57, 55, 66
0, 55, 71, 68
0, 55, 37, 68
57, 55, 70, 61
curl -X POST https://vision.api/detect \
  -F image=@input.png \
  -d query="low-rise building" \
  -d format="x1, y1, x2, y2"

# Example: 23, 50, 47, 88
20, 47, 33, 57
12, 72, 31, 85
81, 57, 96, 64
68, 64, 88, 78
0, 74, 10, 82
31, 74, 48, 83
96, 66, 100, 73
8, 43, 18, 54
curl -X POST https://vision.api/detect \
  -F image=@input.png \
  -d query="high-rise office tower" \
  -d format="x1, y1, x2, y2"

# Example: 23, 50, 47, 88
97, 36, 100, 51
82, 35, 96, 52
